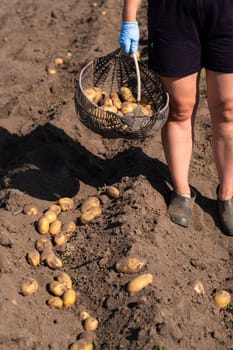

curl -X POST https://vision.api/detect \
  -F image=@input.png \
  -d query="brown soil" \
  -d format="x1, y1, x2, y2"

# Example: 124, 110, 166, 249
0, 1, 232, 350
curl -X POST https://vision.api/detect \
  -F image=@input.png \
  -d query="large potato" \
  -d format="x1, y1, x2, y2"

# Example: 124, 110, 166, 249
80, 197, 100, 213
37, 216, 50, 235
115, 256, 146, 274
48, 280, 66, 296
83, 316, 99, 331
26, 249, 41, 267
20, 277, 38, 296
80, 206, 102, 224
63, 289, 76, 307
56, 272, 72, 289
49, 219, 62, 235
58, 197, 74, 211
35, 237, 53, 252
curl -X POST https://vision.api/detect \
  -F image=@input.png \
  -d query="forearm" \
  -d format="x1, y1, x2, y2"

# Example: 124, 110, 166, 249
122, 0, 142, 22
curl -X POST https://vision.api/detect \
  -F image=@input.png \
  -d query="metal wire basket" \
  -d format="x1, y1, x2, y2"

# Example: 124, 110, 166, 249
74, 49, 169, 139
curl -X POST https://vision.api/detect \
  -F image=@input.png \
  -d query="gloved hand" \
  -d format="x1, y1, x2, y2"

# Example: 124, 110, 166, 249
119, 21, 139, 55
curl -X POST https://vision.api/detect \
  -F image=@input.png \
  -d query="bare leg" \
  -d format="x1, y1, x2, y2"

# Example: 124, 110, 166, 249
206, 71, 233, 200
160, 73, 200, 195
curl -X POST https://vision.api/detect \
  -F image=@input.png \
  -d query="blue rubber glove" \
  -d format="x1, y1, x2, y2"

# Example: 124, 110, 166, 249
119, 21, 139, 55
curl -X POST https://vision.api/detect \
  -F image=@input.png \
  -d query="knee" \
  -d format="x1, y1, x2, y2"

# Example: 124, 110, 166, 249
169, 98, 197, 123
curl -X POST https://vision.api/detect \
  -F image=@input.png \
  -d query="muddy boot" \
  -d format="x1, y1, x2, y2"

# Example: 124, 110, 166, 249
168, 189, 196, 227
217, 188, 233, 236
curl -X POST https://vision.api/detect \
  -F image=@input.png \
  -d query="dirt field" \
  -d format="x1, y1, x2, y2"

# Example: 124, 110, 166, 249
0, 1, 232, 349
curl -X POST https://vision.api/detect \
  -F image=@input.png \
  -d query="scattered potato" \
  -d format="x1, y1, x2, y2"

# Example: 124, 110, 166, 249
193, 280, 205, 295
127, 273, 153, 293
20, 277, 38, 296
81, 197, 100, 213
105, 186, 120, 199
49, 219, 62, 235
62, 221, 77, 239
58, 197, 74, 211
54, 57, 63, 65
80, 206, 102, 224
26, 249, 41, 267
37, 216, 50, 235
83, 316, 99, 331
66, 51, 72, 58
115, 256, 146, 274
23, 204, 38, 216
40, 249, 54, 263
53, 233, 67, 246
47, 296, 63, 308
44, 210, 57, 224
56, 272, 72, 289
35, 237, 53, 252
62, 289, 76, 307
48, 68, 57, 75
48, 204, 61, 216
48, 280, 66, 296
69, 339, 93, 350
101, 10, 107, 16
45, 252, 63, 270
213, 290, 231, 308
80, 310, 91, 321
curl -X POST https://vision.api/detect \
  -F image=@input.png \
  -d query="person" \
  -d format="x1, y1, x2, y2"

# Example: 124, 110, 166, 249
119, 0, 233, 236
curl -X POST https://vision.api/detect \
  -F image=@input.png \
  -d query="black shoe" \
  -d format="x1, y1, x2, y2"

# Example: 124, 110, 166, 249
168, 189, 196, 227
217, 187, 233, 236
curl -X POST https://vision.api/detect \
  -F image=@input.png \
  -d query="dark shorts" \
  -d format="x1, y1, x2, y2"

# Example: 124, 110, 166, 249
147, 0, 233, 77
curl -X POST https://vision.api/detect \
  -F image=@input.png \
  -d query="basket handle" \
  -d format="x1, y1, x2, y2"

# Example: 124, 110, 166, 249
132, 52, 141, 104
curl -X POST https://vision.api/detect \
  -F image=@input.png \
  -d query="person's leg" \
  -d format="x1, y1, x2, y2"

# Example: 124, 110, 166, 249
206, 70, 233, 235
206, 71, 233, 199
161, 73, 200, 195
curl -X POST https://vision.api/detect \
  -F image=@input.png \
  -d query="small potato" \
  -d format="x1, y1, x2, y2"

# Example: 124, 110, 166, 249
23, 204, 39, 216
48, 204, 61, 216
62, 221, 77, 239
45, 252, 63, 270
53, 233, 67, 246
48, 280, 66, 296
54, 57, 63, 65
48, 68, 56, 75
49, 219, 62, 235
47, 296, 63, 308
103, 97, 113, 107
83, 316, 99, 331
127, 273, 153, 293
115, 256, 146, 274
58, 197, 74, 211
81, 197, 100, 213
37, 216, 50, 235
213, 290, 231, 308
193, 280, 205, 295
20, 277, 38, 296
109, 92, 122, 110
69, 340, 93, 350
35, 237, 53, 252
56, 272, 72, 289
62, 289, 76, 307
26, 249, 41, 267
120, 87, 136, 103
80, 206, 102, 224
105, 186, 120, 199
44, 210, 57, 224
79, 310, 90, 321
121, 102, 137, 115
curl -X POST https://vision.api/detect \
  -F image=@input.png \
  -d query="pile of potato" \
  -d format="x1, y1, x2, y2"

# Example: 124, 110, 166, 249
84, 86, 154, 116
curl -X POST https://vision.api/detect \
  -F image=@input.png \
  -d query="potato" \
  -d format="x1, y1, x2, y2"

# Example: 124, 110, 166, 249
193, 280, 205, 295
116, 256, 146, 274
120, 87, 136, 103
127, 273, 153, 293
121, 102, 137, 115
54, 57, 63, 65
93, 87, 103, 104
105, 186, 120, 199
35, 237, 53, 252
44, 210, 57, 224
43, 251, 63, 270
48, 280, 66, 296
84, 88, 96, 102
48, 204, 61, 216
48, 68, 56, 75
47, 296, 63, 308
103, 97, 113, 107
53, 233, 67, 246
49, 219, 62, 235
83, 316, 99, 331
23, 204, 39, 216
102, 105, 118, 113
80, 206, 102, 224
40, 248, 54, 263
109, 92, 122, 110
20, 277, 38, 296
56, 272, 72, 289
62, 289, 76, 307
62, 221, 77, 239
81, 197, 100, 213
213, 290, 231, 308
79, 310, 90, 321
37, 216, 50, 235
58, 197, 74, 211
26, 249, 41, 267
69, 340, 93, 350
